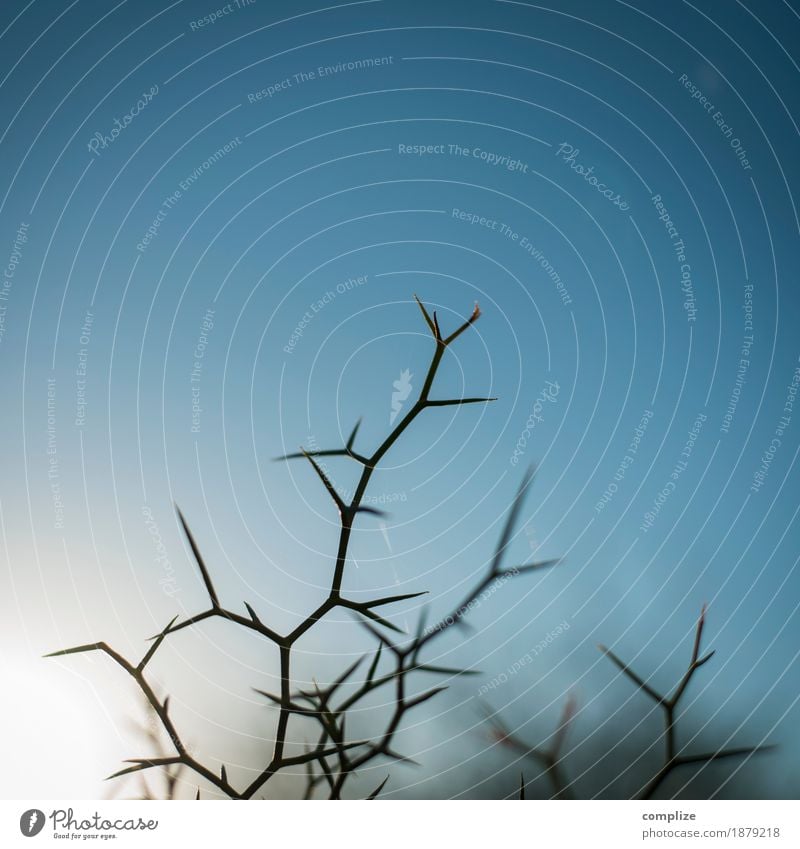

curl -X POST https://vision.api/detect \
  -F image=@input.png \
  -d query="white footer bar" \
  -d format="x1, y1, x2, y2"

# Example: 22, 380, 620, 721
2, 800, 796, 848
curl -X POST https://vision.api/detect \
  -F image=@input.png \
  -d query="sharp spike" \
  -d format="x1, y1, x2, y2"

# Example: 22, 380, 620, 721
425, 397, 497, 407
301, 449, 346, 514
413, 294, 437, 338
367, 775, 390, 799
404, 686, 447, 710
346, 418, 362, 451
363, 591, 428, 608
176, 506, 220, 608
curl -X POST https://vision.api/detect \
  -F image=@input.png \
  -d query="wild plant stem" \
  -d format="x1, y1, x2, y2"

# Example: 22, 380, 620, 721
240, 299, 478, 799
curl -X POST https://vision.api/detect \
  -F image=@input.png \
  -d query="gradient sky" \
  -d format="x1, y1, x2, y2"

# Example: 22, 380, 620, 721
1, 0, 799, 800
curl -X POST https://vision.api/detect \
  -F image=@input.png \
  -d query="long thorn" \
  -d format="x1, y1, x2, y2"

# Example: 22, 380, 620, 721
139, 615, 180, 670
176, 506, 220, 608
367, 775, 390, 799
691, 603, 707, 665
489, 467, 536, 576
346, 419, 362, 451
425, 397, 497, 407
363, 591, 428, 608
413, 294, 438, 339
301, 449, 346, 515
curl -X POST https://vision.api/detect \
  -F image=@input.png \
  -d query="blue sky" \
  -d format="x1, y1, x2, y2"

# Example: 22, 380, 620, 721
1, 0, 798, 799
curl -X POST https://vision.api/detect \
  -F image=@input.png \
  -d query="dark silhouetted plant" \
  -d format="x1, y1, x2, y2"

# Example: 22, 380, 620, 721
498, 606, 773, 799
47, 296, 558, 799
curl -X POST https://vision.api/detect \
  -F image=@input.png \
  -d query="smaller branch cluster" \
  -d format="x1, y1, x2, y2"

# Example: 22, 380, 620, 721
599, 605, 773, 799
486, 606, 772, 799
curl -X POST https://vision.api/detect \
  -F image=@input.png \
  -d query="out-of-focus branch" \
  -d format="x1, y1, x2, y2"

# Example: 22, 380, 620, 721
485, 695, 577, 800
599, 605, 773, 799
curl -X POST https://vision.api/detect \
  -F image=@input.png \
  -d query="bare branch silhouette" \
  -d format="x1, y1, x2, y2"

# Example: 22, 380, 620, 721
47, 297, 557, 799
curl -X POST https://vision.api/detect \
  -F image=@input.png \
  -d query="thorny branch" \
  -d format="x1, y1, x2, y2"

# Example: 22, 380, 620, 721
491, 606, 772, 800
47, 296, 558, 799
599, 605, 774, 799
